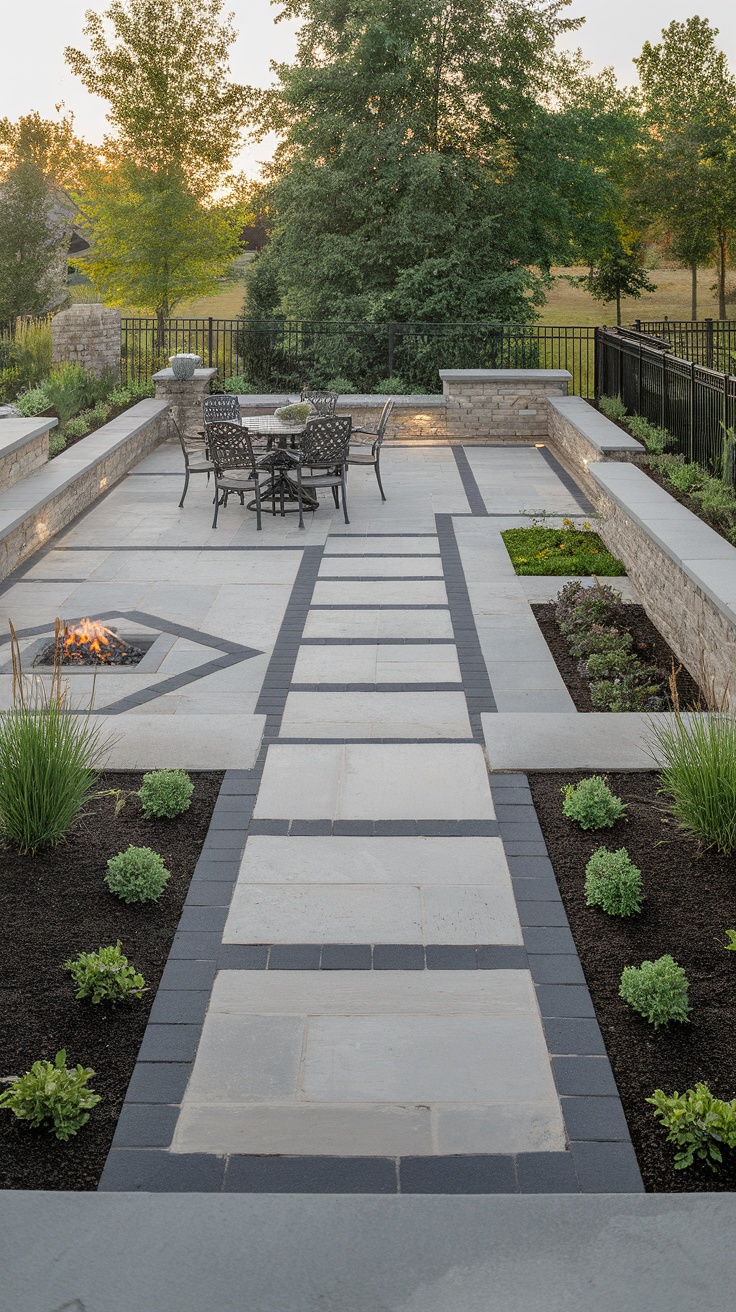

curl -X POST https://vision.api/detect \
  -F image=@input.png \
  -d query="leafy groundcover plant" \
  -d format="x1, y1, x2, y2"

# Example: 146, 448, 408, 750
584, 846, 643, 916
138, 768, 193, 819
64, 942, 147, 1004
649, 713, 736, 854
554, 581, 664, 711
648, 1084, 736, 1171
619, 954, 690, 1028
502, 523, 625, 577
562, 775, 627, 830
0, 1049, 100, 1140
105, 845, 171, 904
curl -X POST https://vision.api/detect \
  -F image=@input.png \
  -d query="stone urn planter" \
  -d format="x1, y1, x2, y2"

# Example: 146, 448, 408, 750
169, 353, 202, 380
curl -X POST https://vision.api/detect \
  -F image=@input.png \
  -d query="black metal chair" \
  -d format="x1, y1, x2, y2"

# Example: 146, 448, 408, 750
301, 389, 338, 416
292, 416, 352, 530
203, 394, 242, 425
173, 418, 215, 508
206, 421, 268, 530
348, 398, 394, 501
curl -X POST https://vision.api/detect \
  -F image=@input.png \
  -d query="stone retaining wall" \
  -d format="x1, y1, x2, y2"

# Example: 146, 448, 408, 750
546, 397, 643, 499
440, 369, 571, 439
0, 418, 58, 492
52, 304, 122, 380
0, 399, 171, 581
589, 462, 736, 710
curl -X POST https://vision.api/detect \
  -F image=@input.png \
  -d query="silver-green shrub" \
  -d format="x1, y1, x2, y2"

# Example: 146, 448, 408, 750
105, 845, 170, 904
561, 776, 627, 830
584, 846, 643, 916
619, 954, 690, 1028
138, 768, 194, 819
648, 1084, 736, 1171
598, 394, 627, 422
64, 942, 147, 1004
0, 1049, 100, 1140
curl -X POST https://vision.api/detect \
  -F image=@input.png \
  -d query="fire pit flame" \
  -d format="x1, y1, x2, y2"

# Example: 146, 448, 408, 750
33, 619, 146, 667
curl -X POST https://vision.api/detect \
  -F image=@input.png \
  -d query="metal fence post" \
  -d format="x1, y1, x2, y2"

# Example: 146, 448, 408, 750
661, 353, 666, 429
706, 318, 714, 370
208, 317, 214, 370
688, 361, 695, 462
387, 322, 396, 377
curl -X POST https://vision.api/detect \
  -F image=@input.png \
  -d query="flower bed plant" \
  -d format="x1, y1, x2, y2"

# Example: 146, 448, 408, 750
14, 369, 155, 459
502, 520, 626, 576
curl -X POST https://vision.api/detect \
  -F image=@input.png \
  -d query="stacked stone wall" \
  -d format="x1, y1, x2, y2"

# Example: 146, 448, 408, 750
51, 304, 122, 380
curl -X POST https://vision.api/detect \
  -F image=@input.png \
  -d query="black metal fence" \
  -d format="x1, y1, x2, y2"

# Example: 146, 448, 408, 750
635, 319, 736, 374
120, 317, 596, 396
596, 325, 736, 482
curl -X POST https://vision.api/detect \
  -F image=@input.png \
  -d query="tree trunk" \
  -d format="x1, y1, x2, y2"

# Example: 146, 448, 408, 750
718, 238, 727, 320
616, 288, 621, 326
156, 307, 166, 355
691, 261, 697, 320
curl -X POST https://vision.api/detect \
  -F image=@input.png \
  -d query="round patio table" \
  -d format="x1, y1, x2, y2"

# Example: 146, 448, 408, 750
243, 414, 318, 517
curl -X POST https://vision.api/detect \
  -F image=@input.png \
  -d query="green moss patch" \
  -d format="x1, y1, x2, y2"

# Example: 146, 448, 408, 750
501, 526, 626, 576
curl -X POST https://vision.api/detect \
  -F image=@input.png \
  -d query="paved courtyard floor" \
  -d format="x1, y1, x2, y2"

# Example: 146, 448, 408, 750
0, 438, 642, 1193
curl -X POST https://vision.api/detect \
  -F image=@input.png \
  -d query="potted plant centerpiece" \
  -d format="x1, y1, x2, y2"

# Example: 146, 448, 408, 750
169, 353, 202, 380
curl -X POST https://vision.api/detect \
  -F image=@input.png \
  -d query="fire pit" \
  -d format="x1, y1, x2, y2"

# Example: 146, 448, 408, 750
33, 619, 146, 668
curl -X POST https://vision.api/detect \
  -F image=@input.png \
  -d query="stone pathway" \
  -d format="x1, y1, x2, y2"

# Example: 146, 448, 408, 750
0, 438, 641, 1192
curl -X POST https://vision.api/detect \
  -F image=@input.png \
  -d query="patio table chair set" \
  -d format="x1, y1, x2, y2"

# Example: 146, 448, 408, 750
174, 390, 395, 529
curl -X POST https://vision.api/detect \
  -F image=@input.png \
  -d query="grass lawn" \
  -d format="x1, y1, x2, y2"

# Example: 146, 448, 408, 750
539, 264, 723, 327
501, 525, 626, 576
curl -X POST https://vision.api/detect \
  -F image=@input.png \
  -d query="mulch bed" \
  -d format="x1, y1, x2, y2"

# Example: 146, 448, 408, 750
529, 770, 736, 1192
0, 770, 222, 1191
532, 601, 703, 712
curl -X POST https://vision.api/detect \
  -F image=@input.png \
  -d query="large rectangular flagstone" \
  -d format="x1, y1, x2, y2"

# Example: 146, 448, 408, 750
232, 835, 510, 885
225, 883, 423, 943
302, 609, 454, 639
323, 535, 439, 554
291, 644, 461, 684
253, 744, 495, 819
172, 1103, 433, 1155
318, 558, 443, 578
209, 969, 533, 1015
279, 691, 471, 738
311, 580, 448, 606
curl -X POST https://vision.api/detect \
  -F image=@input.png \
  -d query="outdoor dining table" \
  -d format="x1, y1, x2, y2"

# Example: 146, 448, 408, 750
244, 413, 319, 517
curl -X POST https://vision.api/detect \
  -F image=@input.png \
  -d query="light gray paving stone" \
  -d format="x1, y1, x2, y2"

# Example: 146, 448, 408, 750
209, 969, 536, 1016
482, 711, 710, 770
318, 557, 443, 578
434, 1103, 565, 1154
232, 835, 511, 885
302, 609, 454, 639
291, 645, 461, 684
89, 714, 265, 768
312, 580, 448, 606
279, 691, 472, 739
173, 1103, 433, 1156
184, 1015, 304, 1102
323, 535, 439, 554
422, 885, 522, 945
492, 690, 578, 714
225, 883, 423, 944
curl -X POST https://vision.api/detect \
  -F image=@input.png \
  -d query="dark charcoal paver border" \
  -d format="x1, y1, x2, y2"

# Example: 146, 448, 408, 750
435, 513, 496, 734
452, 447, 488, 516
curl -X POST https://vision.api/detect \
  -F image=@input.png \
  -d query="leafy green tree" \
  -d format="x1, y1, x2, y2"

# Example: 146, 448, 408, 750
581, 239, 655, 325
0, 162, 70, 320
635, 18, 736, 319
65, 0, 249, 198
244, 0, 632, 327
0, 111, 96, 192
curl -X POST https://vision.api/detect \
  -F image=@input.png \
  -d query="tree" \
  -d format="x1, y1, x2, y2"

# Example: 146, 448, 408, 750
244, 0, 631, 329
65, 0, 249, 197
634, 18, 736, 319
74, 162, 242, 342
0, 111, 96, 191
0, 163, 71, 321
581, 239, 655, 325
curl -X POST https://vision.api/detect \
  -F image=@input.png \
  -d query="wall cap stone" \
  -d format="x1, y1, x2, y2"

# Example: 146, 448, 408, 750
590, 461, 736, 625
440, 368, 572, 383
548, 397, 643, 456
153, 368, 218, 382
237, 393, 445, 409
0, 418, 58, 458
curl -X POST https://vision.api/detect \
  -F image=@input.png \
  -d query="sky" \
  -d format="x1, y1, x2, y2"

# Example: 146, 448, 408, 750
3, 0, 736, 176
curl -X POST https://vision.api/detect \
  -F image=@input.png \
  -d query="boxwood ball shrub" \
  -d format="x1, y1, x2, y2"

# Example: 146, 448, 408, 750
561, 776, 627, 830
64, 942, 147, 1004
0, 1049, 100, 1140
648, 1084, 736, 1171
105, 845, 170, 904
138, 768, 193, 819
584, 846, 643, 917
619, 954, 690, 1029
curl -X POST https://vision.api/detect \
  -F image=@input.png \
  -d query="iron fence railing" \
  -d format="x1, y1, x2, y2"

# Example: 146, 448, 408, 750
634, 319, 736, 374
596, 325, 736, 483
120, 317, 596, 396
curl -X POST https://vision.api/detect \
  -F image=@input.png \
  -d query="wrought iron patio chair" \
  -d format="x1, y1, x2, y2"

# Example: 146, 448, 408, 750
348, 398, 394, 501
301, 389, 338, 416
173, 417, 215, 508
203, 393, 242, 426
207, 421, 268, 530
292, 415, 352, 530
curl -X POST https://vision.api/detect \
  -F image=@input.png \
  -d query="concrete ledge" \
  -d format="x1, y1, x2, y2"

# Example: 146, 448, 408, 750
238, 394, 444, 408
0, 398, 171, 581
95, 714, 265, 770
482, 712, 708, 771
0, 416, 58, 492
440, 369, 572, 384
548, 397, 643, 458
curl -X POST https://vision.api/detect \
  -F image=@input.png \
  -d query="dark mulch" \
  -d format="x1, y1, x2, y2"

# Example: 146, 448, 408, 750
532, 601, 703, 712
0, 770, 222, 1191
529, 769, 736, 1191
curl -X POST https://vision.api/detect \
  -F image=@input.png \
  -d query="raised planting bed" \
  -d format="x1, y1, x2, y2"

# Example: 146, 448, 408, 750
502, 525, 626, 577
0, 770, 222, 1190
529, 770, 736, 1192
532, 597, 703, 712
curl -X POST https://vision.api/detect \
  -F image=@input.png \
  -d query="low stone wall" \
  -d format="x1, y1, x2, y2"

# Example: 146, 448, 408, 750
0, 399, 171, 581
0, 418, 58, 492
154, 367, 218, 441
546, 397, 643, 498
440, 369, 571, 439
52, 304, 122, 380
589, 461, 736, 709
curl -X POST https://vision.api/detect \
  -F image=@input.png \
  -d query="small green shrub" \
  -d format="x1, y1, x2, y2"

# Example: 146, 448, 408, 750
647, 1083, 736, 1171
15, 385, 51, 416
589, 671, 661, 712
568, 624, 632, 662
627, 414, 669, 454
598, 394, 627, 422
48, 433, 66, 459
555, 582, 622, 637
584, 646, 640, 682
138, 768, 193, 819
325, 376, 358, 394
562, 775, 627, 830
64, 942, 147, 1004
664, 457, 707, 496
584, 846, 643, 917
107, 379, 155, 408
223, 374, 261, 394
105, 845, 170, 904
648, 714, 736, 854
724, 929, 736, 952
619, 954, 690, 1028
274, 401, 312, 423
90, 401, 111, 426
62, 414, 91, 440
692, 474, 736, 524
0, 1049, 100, 1140
373, 376, 412, 394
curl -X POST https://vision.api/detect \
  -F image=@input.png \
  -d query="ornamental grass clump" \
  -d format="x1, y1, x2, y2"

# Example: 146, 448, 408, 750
64, 942, 147, 1004
584, 847, 643, 917
561, 776, 627, 830
619, 955, 690, 1029
105, 846, 170, 904
647, 1084, 736, 1172
648, 714, 736, 854
0, 1049, 100, 1140
0, 622, 109, 853
138, 768, 193, 819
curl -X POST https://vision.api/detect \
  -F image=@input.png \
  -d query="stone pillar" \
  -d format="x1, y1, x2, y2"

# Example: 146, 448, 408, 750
439, 369, 572, 440
51, 304, 122, 380
153, 367, 217, 441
